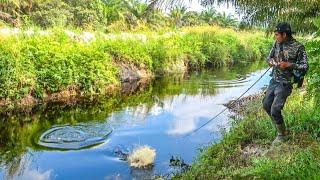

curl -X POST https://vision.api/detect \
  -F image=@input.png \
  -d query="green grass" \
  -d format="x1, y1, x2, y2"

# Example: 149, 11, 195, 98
175, 90, 320, 179
0, 30, 120, 100
0, 26, 272, 103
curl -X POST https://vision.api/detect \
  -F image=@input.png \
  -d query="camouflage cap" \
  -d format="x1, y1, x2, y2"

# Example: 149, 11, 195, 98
274, 22, 295, 34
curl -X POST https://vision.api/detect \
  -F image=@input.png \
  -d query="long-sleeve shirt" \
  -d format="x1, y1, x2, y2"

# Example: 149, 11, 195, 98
266, 38, 309, 84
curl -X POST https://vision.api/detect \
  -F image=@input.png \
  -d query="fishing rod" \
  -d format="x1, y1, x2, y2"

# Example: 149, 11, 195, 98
183, 66, 272, 138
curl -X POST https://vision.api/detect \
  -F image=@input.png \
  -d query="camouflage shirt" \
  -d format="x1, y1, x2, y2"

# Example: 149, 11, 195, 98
267, 38, 309, 84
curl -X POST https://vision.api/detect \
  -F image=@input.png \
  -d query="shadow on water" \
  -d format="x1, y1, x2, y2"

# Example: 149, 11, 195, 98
0, 61, 270, 179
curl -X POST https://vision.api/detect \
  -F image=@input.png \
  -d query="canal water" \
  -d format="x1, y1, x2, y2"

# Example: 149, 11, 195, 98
0, 62, 271, 180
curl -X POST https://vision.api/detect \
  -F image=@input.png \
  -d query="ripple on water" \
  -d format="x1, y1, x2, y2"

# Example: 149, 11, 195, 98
38, 124, 113, 150
200, 75, 251, 88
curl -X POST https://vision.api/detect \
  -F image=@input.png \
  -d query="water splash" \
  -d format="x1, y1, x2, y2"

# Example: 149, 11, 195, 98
38, 124, 113, 150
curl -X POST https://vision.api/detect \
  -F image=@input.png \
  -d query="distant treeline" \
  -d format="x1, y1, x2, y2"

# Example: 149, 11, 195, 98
0, 0, 252, 31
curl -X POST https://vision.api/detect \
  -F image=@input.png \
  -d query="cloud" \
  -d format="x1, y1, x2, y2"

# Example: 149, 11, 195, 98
18, 168, 52, 180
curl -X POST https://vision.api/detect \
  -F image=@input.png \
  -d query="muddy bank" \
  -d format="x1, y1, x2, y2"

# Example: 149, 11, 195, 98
224, 91, 266, 118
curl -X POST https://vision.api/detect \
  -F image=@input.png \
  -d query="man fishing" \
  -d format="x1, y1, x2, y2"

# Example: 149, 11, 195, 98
262, 22, 308, 146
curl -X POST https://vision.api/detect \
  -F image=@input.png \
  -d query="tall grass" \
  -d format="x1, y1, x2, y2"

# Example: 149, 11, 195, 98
175, 91, 320, 179
0, 31, 119, 100
0, 26, 272, 102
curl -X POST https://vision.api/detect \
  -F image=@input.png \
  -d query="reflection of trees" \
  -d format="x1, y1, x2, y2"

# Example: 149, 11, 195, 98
6, 153, 34, 179
0, 117, 34, 179
124, 60, 266, 118
0, 61, 264, 177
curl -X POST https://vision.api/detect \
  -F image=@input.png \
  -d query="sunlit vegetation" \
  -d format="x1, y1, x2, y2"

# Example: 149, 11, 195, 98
0, 0, 319, 178
0, 0, 242, 31
0, 26, 271, 105
151, 0, 320, 33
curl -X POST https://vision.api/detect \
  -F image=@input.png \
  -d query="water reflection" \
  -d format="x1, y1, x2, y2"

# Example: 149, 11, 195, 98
0, 61, 271, 179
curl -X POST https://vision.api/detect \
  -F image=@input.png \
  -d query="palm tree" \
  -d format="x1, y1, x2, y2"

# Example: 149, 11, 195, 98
200, 7, 218, 25
102, 0, 129, 24
147, 0, 320, 32
216, 12, 237, 27
145, 8, 168, 28
183, 11, 201, 26
169, 5, 188, 27
125, 0, 149, 20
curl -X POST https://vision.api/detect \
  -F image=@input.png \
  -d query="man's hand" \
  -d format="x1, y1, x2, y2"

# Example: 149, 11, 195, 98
268, 58, 277, 67
279, 61, 293, 70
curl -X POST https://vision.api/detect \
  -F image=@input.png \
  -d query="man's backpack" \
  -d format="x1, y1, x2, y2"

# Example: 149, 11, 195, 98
293, 69, 308, 88
293, 44, 309, 88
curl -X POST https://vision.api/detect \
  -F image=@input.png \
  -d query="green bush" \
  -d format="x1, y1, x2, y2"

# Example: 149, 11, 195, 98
0, 26, 272, 101
0, 30, 119, 100
147, 35, 186, 73
101, 38, 153, 70
305, 38, 320, 102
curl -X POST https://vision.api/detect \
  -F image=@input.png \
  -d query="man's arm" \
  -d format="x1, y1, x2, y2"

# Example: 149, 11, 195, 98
279, 45, 309, 71
291, 45, 309, 71
266, 42, 277, 66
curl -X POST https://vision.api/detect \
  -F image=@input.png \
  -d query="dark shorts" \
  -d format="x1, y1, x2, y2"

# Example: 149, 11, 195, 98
262, 79, 293, 124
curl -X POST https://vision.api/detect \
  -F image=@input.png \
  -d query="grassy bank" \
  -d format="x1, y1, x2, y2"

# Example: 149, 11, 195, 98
175, 37, 320, 179
175, 92, 320, 179
0, 26, 272, 109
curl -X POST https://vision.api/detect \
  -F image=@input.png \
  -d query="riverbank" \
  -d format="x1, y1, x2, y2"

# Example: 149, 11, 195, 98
0, 26, 272, 113
175, 35, 320, 178
175, 89, 320, 179
173, 33, 320, 179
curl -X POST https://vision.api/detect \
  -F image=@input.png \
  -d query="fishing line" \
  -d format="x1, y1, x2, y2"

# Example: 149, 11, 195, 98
183, 66, 272, 138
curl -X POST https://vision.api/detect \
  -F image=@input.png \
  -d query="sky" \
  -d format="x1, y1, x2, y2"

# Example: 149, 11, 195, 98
189, 1, 235, 14
187, 1, 241, 19
145, 0, 241, 20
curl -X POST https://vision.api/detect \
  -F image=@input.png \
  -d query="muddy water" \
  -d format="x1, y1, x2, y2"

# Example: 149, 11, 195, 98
0, 62, 271, 180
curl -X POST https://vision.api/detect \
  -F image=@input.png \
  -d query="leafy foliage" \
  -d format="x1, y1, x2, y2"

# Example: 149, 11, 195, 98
0, 0, 242, 31
0, 29, 119, 99
150, 0, 320, 33
305, 30, 320, 103
0, 26, 271, 101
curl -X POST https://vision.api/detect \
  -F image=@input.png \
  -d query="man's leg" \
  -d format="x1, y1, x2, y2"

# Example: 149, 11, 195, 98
270, 83, 293, 124
270, 82, 293, 145
262, 80, 277, 117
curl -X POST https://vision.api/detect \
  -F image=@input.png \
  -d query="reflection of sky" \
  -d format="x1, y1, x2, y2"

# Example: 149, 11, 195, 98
164, 68, 271, 136
2, 153, 53, 180
0, 168, 4, 180
19, 168, 52, 180
103, 68, 271, 177
1, 68, 271, 179
165, 94, 222, 135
